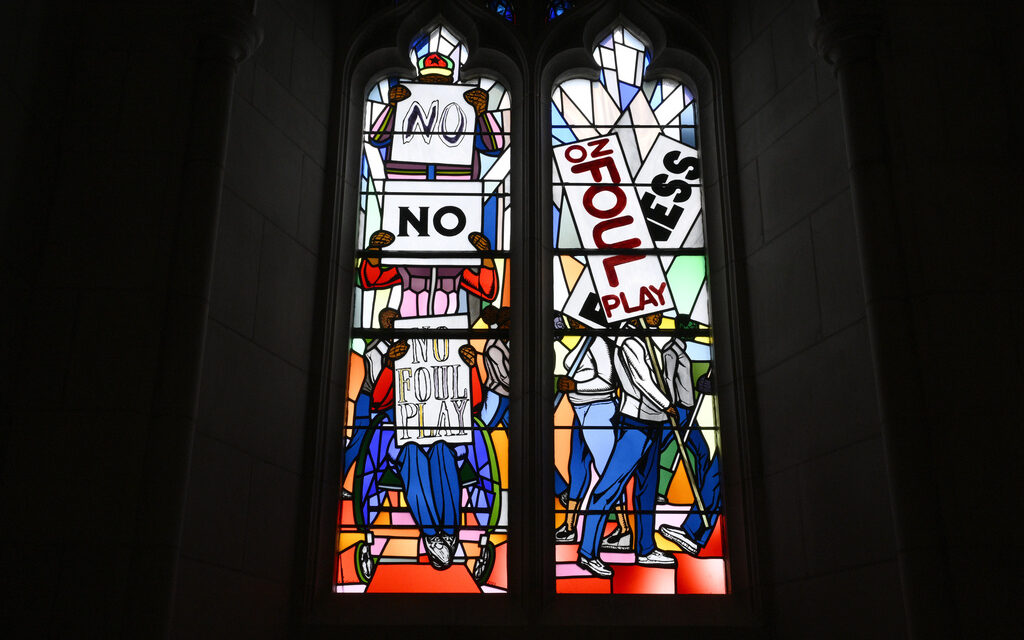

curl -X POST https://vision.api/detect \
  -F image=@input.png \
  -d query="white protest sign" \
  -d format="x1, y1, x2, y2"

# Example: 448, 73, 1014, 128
561, 265, 610, 328
553, 134, 674, 323
392, 315, 474, 446
380, 180, 482, 266
391, 83, 476, 166
634, 135, 702, 248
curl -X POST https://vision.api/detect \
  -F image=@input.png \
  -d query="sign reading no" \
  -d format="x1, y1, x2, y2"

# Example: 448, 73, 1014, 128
380, 181, 484, 265
391, 83, 476, 167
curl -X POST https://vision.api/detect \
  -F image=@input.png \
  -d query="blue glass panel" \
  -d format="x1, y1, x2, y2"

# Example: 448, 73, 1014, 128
618, 81, 640, 109
483, 195, 498, 247
487, 0, 516, 23
547, 0, 574, 21
681, 126, 697, 147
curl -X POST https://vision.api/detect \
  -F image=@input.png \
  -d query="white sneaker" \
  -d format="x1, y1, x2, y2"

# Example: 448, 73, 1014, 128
554, 523, 577, 543
577, 555, 613, 578
599, 529, 632, 551
425, 534, 453, 569
638, 549, 677, 567
658, 524, 700, 556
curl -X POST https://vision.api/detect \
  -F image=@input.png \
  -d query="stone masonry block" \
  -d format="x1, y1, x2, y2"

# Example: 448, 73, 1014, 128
210, 188, 263, 337
798, 437, 897, 573
243, 461, 301, 582
731, 29, 776, 124
810, 190, 865, 334
770, 0, 818, 88
771, 560, 905, 639
746, 221, 821, 371
297, 154, 324, 254
198, 321, 308, 473
180, 433, 251, 568
254, 222, 317, 370
253, 66, 328, 169
290, 28, 332, 125
224, 98, 303, 232
253, 0, 295, 88
758, 94, 848, 240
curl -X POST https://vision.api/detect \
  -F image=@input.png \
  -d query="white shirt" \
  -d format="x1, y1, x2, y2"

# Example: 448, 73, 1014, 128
359, 339, 390, 395
563, 336, 615, 405
614, 335, 671, 421
483, 338, 510, 396
663, 338, 695, 408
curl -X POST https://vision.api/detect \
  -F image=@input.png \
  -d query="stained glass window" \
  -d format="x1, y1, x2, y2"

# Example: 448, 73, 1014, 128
546, 0, 574, 21
486, 0, 516, 23
551, 26, 726, 594
336, 24, 512, 594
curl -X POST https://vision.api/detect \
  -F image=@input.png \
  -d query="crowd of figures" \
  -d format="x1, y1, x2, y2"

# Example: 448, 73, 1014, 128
554, 312, 720, 579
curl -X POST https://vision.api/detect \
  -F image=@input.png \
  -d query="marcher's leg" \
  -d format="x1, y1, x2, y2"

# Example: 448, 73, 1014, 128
427, 441, 461, 536
633, 428, 660, 556
396, 444, 437, 536
681, 430, 721, 546
567, 415, 593, 502
578, 429, 646, 560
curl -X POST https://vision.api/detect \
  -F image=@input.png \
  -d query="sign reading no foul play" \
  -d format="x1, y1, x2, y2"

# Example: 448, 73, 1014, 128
391, 83, 476, 166
380, 180, 483, 265
392, 316, 474, 446
554, 134, 674, 323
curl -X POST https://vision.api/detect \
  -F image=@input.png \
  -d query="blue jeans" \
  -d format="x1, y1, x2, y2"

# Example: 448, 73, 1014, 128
680, 428, 721, 546
578, 414, 664, 559
396, 441, 460, 537
567, 400, 617, 501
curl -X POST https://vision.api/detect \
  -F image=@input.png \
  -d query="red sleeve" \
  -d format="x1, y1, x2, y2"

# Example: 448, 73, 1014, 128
470, 364, 484, 412
460, 264, 498, 301
372, 365, 394, 409
360, 259, 401, 290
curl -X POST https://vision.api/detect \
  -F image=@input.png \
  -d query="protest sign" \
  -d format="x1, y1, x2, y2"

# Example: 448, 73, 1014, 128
392, 316, 474, 446
380, 180, 483, 265
634, 134, 702, 248
391, 83, 476, 166
553, 134, 674, 323
561, 265, 610, 328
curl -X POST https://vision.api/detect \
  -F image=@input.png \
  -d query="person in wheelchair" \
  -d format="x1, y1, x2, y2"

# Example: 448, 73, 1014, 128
368, 341, 486, 570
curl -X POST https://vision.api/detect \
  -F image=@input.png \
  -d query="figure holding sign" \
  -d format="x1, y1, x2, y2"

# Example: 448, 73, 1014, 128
367, 316, 485, 570
359, 229, 498, 317
368, 52, 505, 180
577, 313, 679, 578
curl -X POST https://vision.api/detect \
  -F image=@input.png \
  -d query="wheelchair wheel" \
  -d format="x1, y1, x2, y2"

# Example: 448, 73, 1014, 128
471, 541, 496, 586
463, 418, 502, 530
354, 540, 375, 584
352, 415, 393, 529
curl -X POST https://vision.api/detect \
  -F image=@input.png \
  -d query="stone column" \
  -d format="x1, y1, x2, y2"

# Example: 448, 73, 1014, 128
126, 4, 261, 636
813, 8, 956, 639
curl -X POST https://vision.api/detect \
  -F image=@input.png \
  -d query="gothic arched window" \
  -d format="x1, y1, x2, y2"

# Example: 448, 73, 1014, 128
550, 24, 726, 595
312, 2, 754, 619
335, 23, 513, 594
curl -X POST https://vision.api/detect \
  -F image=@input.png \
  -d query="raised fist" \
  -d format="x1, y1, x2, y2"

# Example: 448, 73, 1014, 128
463, 88, 488, 116
367, 230, 395, 249
468, 231, 490, 251
387, 340, 409, 361
389, 84, 411, 103
556, 376, 576, 392
458, 344, 478, 366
